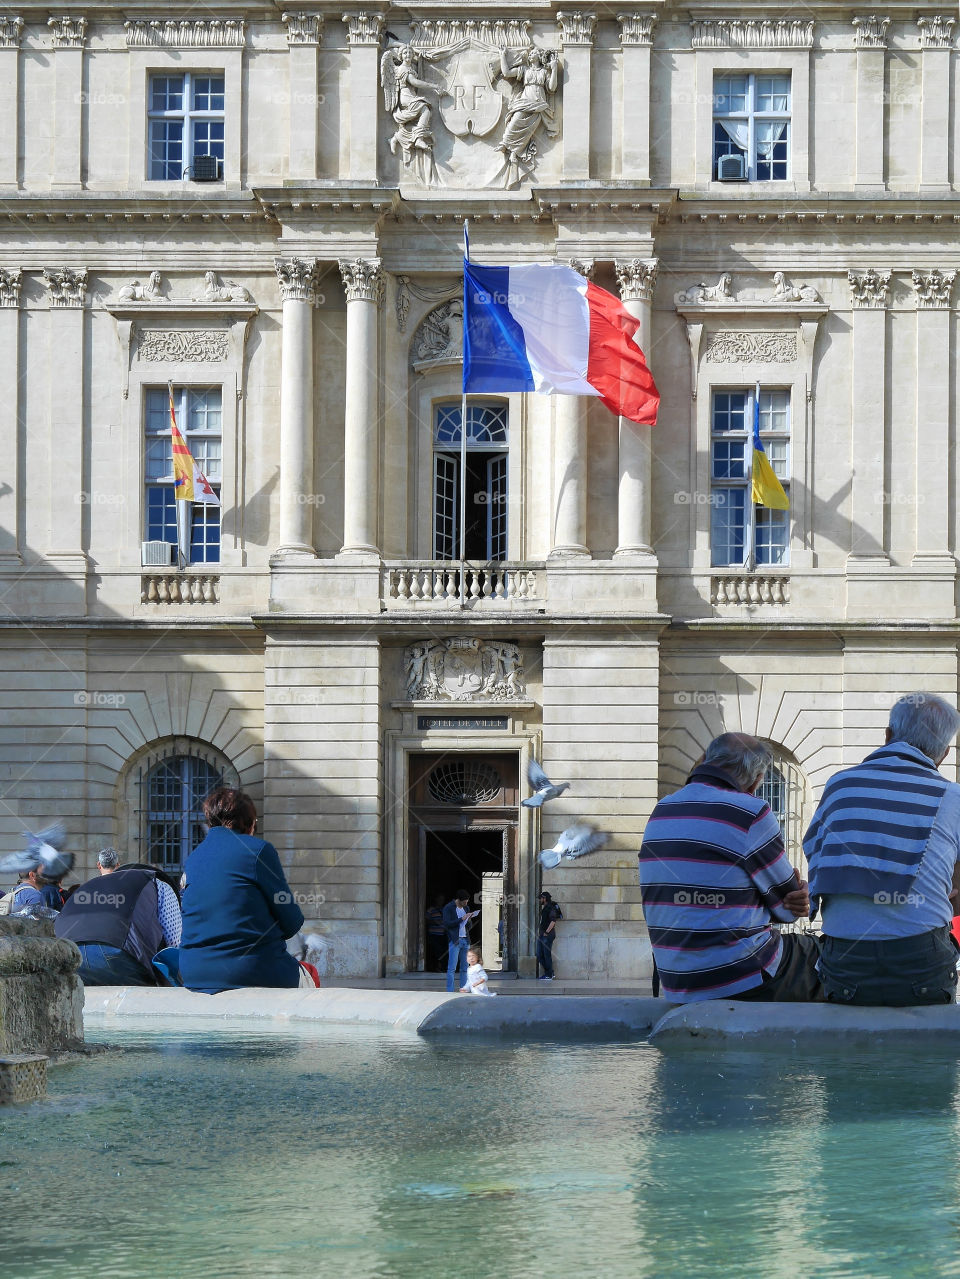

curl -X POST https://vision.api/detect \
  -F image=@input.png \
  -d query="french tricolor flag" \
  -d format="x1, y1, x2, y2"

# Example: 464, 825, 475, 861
463, 260, 659, 426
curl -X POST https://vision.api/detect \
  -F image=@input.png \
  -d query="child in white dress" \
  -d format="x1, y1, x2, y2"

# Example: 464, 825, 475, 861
461, 947, 497, 996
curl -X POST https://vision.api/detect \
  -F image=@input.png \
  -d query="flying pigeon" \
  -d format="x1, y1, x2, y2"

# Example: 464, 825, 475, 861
522, 761, 570, 808
0, 822, 73, 880
539, 823, 607, 869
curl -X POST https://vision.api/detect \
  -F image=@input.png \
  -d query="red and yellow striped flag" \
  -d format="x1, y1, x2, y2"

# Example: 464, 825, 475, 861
169, 386, 195, 502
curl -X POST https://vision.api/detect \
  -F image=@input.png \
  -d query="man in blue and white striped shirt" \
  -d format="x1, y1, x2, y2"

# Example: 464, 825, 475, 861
639, 733, 820, 1004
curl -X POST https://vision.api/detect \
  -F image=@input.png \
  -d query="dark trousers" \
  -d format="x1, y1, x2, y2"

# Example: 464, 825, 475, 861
536, 932, 555, 978
819, 925, 959, 1007
732, 933, 824, 1003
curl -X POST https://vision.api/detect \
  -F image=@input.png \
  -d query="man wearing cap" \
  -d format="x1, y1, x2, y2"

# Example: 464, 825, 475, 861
537, 891, 562, 981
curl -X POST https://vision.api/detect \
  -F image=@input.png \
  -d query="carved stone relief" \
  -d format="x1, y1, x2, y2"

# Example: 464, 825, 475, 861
191, 271, 252, 303
911, 269, 956, 308
378, 20, 561, 189
118, 272, 165, 303
405, 637, 526, 702
48, 16, 87, 48
282, 11, 324, 45
848, 268, 891, 307
918, 15, 955, 46
767, 272, 821, 303
137, 330, 229, 362
395, 275, 460, 331
703, 331, 798, 363
691, 18, 814, 48
0, 269, 22, 308
42, 268, 87, 307
411, 299, 463, 366
124, 18, 246, 47
676, 273, 823, 306
675, 274, 734, 305
852, 15, 890, 48
0, 17, 23, 48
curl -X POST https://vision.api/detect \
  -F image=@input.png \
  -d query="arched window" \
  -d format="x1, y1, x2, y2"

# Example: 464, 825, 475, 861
433, 401, 509, 561
758, 745, 816, 931
128, 741, 238, 872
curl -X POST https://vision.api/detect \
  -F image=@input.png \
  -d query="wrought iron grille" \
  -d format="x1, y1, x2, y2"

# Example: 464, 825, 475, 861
136, 747, 229, 873
428, 760, 502, 806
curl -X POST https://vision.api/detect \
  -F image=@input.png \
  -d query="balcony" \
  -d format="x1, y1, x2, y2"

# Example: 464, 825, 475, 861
141, 572, 220, 604
711, 573, 790, 606
382, 562, 543, 609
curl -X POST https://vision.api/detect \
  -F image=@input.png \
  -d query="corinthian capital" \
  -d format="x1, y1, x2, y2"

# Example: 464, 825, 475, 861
918, 15, 955, 47
847, 267, 891, 308
0, 268, 22, 308
342, 12, 384, 45
339, 258, 384, 304
275, 257, 320, 303
557, 11, 596, 45
42, 267, 88, 307
910, 269, 956, 308
0, 16, 24, 48
282, 11, 324, 44
617, 12, 657, 45
852, 15, 889, 48
616, 258, 659, 303
48, 15, 88, 47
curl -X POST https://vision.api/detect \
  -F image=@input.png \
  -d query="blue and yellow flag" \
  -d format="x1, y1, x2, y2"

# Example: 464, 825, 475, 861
751, 387, 789, 510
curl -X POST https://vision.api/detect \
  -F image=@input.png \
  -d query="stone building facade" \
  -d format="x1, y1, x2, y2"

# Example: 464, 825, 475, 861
2, 2, 960, 976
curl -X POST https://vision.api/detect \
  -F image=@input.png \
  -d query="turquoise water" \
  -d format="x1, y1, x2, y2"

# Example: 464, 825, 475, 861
3, 1023, 960, 1278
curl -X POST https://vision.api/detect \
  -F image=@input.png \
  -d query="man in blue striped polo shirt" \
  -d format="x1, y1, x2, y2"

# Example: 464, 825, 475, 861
639, 733, 820, 1003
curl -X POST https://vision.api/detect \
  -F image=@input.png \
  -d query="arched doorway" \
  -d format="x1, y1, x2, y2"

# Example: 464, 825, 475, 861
407, 752, 520, 973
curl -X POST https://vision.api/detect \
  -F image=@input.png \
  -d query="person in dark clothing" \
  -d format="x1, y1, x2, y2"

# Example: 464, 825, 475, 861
55, 864, 178, 984
179, 788, 304, 994
537, 891, 562, 980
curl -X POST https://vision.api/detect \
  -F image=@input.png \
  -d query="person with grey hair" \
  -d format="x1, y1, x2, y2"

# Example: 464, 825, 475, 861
639, 732, 820, 1003
804, 693, 960, 1005
97, 848, 120, 873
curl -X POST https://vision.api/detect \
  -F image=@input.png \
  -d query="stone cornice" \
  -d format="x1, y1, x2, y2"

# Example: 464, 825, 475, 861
0, 194, 273, 225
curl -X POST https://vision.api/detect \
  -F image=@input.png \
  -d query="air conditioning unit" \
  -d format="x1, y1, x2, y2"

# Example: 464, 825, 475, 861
717, 153, 747, 181
141, 540, 175, 567
190, 154, 221, 182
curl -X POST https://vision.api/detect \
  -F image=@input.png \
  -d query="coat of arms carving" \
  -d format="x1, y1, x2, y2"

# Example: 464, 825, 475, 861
405, 638, 526, 702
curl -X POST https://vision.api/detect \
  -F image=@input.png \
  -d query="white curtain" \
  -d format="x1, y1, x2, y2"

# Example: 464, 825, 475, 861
756, 121, 788, 160
716, 119, 750, 152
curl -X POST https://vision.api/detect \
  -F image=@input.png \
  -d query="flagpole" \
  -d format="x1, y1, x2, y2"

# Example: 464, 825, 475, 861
169, 381, 189, 572
747, 382, 759, 573
460, 220, 469, 610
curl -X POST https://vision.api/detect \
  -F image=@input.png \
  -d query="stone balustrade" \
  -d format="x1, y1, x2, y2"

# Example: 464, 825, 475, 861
711, 574, 790, 606
383, 563, 543, 607
141, 573, 220, 604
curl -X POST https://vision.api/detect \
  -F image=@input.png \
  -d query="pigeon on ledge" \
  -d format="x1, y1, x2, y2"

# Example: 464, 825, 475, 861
522, 761, 570, 808
539, 824, 607, 869
0, 822, 73, 880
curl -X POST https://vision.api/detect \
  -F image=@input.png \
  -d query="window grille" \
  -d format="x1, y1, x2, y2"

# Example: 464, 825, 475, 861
136, 747, 230, 873
758, 750, 817, 934
428, 760, 503, 805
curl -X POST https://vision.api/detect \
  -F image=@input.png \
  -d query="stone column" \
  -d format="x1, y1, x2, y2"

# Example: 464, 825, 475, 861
918, 17, 954, 188
339, 258, 383, 557
0, 18, 23, 186
0, 270, 20, 562
847, 268, 890, 564
42, 268, 87, 564
274, 258, 319, 559
911, 269, 955, 563
852, 15, 887, 188
614, 258, 658, 558
342, 13, 383, 182
617, 13, 657, 182
48, 16, 87, 187
557, 12, 595, 180
550, 258, 592, 558
283, 12, 324, 181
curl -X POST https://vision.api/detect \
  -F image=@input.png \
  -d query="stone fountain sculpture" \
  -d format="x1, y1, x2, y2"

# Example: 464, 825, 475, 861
0, 916, 84, 1103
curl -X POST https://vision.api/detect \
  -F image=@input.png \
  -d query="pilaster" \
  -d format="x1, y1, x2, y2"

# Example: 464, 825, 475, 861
851, 15, 888, 189
48, 16, 87, 187
0, 18, 22, 186
617, 13, 656, 182
43, 267, 88, 575
284, 12, 324, 180
918, 16, 954, 189
274, 258, 320, 561
911, 269, 955, 571
342, 13, 384, 182
0, 269, 22, 561
846, 267, 890, 569
557, 12, 596, 181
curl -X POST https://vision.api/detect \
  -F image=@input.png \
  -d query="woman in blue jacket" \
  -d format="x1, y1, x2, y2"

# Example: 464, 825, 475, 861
179, 788, 304, 993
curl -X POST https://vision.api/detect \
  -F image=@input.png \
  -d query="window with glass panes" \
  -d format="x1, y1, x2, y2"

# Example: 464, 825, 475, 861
433, 402, 508, 561
145, 387, 221, 563
713, 73, 790, 181
148, 73, 225, 180
710, 389, 790, 567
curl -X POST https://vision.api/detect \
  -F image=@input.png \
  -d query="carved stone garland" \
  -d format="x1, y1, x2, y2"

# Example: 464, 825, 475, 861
703, 332, 798, 363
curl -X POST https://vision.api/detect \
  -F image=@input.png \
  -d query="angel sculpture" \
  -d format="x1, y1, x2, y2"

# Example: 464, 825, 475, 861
496, 46, 560, 188
380, 44, 442, 186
